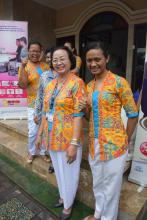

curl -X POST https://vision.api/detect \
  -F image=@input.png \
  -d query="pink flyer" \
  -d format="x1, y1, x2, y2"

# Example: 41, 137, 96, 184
0, 20, 28, 118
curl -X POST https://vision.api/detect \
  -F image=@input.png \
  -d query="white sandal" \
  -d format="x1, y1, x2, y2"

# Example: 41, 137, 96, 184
27, 155, 34, 164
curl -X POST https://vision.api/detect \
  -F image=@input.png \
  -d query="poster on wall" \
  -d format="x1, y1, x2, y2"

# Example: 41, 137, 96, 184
0, 20, 28, 119
129, 34, 147, 187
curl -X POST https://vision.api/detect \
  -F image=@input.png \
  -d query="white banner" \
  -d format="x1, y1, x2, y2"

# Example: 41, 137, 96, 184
129, 33, 147, 187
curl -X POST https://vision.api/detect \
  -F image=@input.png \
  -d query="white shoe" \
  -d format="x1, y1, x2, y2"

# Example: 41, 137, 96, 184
27, 155, 34, 164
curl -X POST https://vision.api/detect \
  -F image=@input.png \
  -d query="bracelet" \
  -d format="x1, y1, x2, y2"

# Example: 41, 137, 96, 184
71, 138, 79, 142
70, 140, 79, 147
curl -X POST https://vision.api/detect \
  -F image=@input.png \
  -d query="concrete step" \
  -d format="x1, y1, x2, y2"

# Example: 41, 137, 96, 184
0, 119, 131, 171
0, 119, 28, 142
0, 121, 94, 209
0, 129, 57, 187
0, 119, 146, 220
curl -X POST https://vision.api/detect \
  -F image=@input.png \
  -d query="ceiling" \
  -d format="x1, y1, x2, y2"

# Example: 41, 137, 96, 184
33, 0, 85, 10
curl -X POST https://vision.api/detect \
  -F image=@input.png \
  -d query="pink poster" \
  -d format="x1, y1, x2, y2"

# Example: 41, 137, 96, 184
0, 20, 28, 119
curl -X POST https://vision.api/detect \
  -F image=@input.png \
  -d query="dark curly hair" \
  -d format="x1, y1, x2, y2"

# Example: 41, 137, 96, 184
50, 46, 76, 70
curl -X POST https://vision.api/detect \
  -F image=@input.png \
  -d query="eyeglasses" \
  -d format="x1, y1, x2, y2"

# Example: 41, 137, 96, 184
52, 58, 67, 64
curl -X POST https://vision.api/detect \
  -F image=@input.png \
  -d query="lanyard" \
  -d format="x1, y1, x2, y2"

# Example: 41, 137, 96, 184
49, 79, 66, 110
36, 66, 43, 77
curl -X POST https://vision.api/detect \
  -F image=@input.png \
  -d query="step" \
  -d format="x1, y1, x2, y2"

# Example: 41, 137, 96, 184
0, 126, 94, 209
0, 153, 140, 220
0, 119, 28, 142
0, 119, 146, 219
0, 119, 131, 171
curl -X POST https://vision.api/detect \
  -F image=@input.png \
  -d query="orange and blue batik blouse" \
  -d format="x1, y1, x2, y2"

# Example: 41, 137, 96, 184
87, 71, 138, 161
19, 60, 49, 108
42, 73, 86, 151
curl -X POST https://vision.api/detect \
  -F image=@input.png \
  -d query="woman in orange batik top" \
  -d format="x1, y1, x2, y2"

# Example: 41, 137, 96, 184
36, 46, 86, 220
79, 41, 138, 220
18, 41, 49, 163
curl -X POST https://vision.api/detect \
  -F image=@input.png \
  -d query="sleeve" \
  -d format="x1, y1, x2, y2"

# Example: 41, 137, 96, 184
18, 65, 28, 79
34, 77, 44, 116
42, 62, 50, 72
76, 56, 82, 69
116, 77, 138, 118
72, 79, 86, 117
42, 85, 50, 116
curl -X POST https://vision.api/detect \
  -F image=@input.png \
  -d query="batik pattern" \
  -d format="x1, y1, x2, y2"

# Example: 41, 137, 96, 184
19, 61, 49, 108
42, 73, 86, 151
34, 70, 56, 117
87, 71, 138, 160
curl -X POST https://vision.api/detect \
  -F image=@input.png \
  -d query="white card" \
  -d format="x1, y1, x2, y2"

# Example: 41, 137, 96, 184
46, 112, 54, 122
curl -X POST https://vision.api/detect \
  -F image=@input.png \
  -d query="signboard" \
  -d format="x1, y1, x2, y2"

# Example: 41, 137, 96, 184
129, 34, 147, 187
0, 20, 28, 119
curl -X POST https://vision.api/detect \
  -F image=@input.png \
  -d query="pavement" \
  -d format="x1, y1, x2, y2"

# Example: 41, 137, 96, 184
0, 171, 56, 220
0, 120, 147, 220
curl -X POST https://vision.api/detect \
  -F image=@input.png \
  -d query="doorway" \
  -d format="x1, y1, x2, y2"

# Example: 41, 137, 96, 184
79, 12, 128, 83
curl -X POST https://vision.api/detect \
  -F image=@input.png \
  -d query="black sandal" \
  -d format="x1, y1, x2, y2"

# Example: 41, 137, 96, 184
59, 210, 72, 220
53, 198, 63, 208
48, 165, 54, 173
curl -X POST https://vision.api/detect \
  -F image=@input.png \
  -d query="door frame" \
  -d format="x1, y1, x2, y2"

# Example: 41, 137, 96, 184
55, 0, 147, 83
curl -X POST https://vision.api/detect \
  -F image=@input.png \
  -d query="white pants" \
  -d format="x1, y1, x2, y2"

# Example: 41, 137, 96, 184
27, 108, 45, 156
49, 147, 82, 209
89, 139, 127, 220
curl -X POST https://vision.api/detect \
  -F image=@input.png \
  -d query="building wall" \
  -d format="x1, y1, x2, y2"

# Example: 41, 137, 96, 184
56, 0, 96, 28
13, 0, 56, 48
0, 0, 13, 20
56, 0, 147, 29
122, 0, 147, 10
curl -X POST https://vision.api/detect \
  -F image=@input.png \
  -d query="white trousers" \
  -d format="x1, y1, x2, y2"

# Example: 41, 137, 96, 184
89, 139, 127, 220
49, 147, 82, 209
27, 108, 45, 156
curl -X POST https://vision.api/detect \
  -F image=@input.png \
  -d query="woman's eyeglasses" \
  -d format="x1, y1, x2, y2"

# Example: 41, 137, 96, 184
52, 58, 67, 64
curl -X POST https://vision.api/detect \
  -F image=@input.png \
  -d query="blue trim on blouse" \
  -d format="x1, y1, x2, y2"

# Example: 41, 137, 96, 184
73, 112, 84, 117
36, 67, 43, 76
127, 112, 138, 118
92, 91, 99, 138
48, 88, 59, 131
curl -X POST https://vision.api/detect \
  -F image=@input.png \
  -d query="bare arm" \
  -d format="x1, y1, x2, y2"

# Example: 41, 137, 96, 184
126, 117, 138, 142
35, 116, 45, 150
79, 97, 90, 120
18, 59, 28, 89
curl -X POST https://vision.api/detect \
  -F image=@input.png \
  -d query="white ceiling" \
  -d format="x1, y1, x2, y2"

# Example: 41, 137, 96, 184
33, 0, 85, 10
